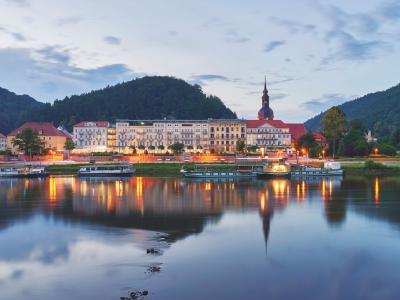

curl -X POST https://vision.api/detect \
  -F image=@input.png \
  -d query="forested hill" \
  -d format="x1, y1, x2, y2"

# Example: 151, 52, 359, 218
0, 87, 44, 135
305, 83, 400, 135
27, 76, 237, 130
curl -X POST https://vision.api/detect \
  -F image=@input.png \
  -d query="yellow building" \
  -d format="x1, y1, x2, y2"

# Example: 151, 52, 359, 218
208, 119, 246, 153
7, 122, 68, 154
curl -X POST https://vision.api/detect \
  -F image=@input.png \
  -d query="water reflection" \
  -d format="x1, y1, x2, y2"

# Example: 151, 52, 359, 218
1, 176, 400, 300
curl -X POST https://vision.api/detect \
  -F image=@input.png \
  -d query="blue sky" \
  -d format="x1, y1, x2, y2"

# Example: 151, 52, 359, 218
0, 0, 399, 122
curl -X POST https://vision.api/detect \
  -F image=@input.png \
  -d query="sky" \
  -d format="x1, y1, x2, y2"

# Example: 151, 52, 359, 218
0, 0, 399, 122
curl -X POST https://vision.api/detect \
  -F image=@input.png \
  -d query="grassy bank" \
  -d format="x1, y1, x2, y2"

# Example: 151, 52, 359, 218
342, 160, 400, 176
46, 162, 233, 176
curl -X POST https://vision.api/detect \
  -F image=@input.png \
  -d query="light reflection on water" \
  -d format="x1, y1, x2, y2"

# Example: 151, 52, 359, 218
0, 176, 400, 300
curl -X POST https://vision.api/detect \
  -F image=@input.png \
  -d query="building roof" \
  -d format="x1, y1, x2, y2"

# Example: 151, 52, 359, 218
73, 121, 110, 128
246, 119, 288, 129
313, 131, 327, 143
0, 133, 5, 138
286, 123, 307, 142
8, 122, 68, 137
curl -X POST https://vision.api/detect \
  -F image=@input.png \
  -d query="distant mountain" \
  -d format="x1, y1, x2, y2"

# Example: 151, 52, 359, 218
0, 87, 45, 134
1, 76, 237, 133
305, 83, 400, 134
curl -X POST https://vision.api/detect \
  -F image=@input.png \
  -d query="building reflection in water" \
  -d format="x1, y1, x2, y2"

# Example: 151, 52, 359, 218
3, 175, 400, 255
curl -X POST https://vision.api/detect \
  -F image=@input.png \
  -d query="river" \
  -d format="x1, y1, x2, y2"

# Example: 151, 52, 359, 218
0, 176, 399, 300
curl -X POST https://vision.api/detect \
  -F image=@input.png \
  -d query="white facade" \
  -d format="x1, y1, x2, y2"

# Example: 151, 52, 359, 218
73, 122, 110, 151
116, 120, 209, 152
246, 122, 291, 147
0, 134, 6, 151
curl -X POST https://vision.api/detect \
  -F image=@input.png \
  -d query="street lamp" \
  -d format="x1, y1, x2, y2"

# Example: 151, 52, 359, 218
322, 149, 325, 159
374, 148, 379, 155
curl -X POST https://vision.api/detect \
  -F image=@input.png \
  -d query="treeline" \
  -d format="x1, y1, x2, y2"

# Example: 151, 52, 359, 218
25, 76, 237, 130
305, 83, 400, 142
301, 107, 399, 158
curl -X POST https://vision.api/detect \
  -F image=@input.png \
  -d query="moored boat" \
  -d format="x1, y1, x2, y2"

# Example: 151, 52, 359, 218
291, 162, 344, 177
78, 164, 135, 177
0, 166, 48, 178
180, 163, 256, 178
254, 161, 291, 179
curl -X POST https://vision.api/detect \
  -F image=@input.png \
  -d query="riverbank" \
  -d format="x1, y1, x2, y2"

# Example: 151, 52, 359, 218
341, 160, 400, 176
45, 163, 191, 176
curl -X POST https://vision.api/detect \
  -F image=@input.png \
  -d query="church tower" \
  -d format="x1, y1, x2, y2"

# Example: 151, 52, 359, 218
258, 77, 274, 120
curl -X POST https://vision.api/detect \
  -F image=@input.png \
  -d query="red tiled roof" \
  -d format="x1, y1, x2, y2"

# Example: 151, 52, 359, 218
313, 131, 327, 143
246, 119, 288, 129
8, 122, 68, 137
286, 123, 307, 142
73, 121, 110, 128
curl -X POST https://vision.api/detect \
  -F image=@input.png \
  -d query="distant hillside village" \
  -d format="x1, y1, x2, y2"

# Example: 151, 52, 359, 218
0, 80, 327, 157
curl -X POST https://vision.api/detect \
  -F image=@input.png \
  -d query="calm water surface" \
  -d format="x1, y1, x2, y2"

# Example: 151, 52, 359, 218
0, 176, 400, 300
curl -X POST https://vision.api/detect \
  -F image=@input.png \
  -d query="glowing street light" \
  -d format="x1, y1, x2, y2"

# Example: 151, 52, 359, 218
374, 148, 379, 155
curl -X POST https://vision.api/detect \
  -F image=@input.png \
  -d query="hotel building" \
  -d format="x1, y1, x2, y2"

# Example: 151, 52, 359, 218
115, 120, 209, 153
7, 122, 69, 153
208, 119, 246, 153
73, 121, 110, 151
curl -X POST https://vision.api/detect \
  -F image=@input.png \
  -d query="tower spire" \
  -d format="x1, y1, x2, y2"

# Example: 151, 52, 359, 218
263, 76, 267, 93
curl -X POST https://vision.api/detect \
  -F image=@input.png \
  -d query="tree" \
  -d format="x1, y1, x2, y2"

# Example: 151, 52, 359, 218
138, 145, 146, 150
168, 143, 184, 154
148, 145, 156, 151
338, 119, 369, 157
236, 140, 246, 153
322, 107, 347, 158
246, 145, 259, 153
12, 128, 45, 157
64, 139, 75, 151
186, 145, 194, 150
158, 145, 165, 150
297, 133, 321, 158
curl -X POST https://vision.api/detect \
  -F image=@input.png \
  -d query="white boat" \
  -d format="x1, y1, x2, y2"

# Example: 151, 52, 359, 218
291, 161, 344, 177
78, 164, 135, 177
0, 166, 48, 178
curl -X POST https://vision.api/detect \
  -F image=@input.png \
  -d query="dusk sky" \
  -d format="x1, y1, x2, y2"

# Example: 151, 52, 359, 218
1, 0, 399, 122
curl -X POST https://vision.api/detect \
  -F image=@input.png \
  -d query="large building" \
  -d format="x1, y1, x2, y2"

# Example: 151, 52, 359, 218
7, 122, 69, 153
208, 119, 246, 153
0, 133, 6, 151
115, 120, 209, 153
246, 120, 291, 147
73, 121, 110, 151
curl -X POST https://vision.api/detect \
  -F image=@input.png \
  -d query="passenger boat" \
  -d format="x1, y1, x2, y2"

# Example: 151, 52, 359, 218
0, 166, 48, 178
78, 164, 135, 177
254, 161, 291, 178
180, 164, 256, 178
291, 162, 344, 177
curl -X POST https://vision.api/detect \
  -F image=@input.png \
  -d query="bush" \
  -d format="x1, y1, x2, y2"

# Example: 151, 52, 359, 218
364, 160, 387, 169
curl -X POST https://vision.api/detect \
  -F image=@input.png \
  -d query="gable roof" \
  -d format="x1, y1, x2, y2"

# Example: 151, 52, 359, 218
286, 123, 307, 142
313, 131, 327, 143
0, 133, 5, 138
8, 122, 68, 137
246, 119, 289, 129
73, 121, 110, 128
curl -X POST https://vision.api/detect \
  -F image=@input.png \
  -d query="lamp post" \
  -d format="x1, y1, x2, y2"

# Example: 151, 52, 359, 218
322, 149, 325, 160
374, 148, 379, 155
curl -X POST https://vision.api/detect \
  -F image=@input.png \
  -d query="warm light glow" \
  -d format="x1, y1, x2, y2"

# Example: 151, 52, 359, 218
374, 177, 380, 207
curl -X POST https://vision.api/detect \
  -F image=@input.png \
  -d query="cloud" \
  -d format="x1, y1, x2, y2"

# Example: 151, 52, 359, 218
322, 30, 387, 64
269, 17, 317, 35
224, 29, 250, 43
302, 93, 355, 113
36, 46, 71, 63
5, 0, 29, 6
104, 35, 121, 45
380, 1, 400, 21
55, 16, 83, 26
264, 40, 286, 53
0, 47, 138, 101
189, 74, 230, 86
0, 27, 27, 42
